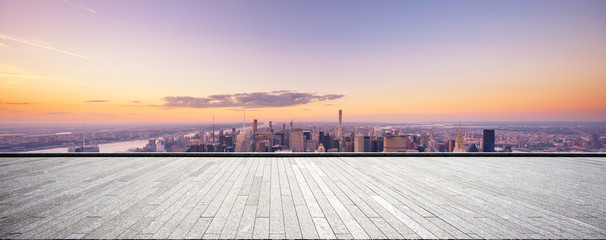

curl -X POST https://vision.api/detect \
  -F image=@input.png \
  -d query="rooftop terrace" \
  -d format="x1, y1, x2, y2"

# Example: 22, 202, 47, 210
1, 154, 605, 239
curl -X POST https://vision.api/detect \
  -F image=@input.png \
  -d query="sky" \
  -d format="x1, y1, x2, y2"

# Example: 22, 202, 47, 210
1, 0, 605, 124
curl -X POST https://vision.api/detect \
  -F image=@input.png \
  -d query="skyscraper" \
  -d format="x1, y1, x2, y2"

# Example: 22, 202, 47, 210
363, 136, 371, 152
447, 139, 455, 152
383, 135, 407, 152
483, 129, 495, 152
345, 142, 354, 152
338, 110, 342, 138
290, 129, 305, 152
354, 134, 365, 152
453, 127, 465, 152
592, 134, 601, 149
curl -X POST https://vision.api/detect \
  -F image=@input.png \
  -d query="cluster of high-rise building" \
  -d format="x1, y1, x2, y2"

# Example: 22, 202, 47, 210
1, 114, 603, 153
184, 110, 511, 153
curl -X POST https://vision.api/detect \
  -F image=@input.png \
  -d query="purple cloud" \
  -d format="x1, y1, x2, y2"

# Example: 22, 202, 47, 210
162, 90, 344, 109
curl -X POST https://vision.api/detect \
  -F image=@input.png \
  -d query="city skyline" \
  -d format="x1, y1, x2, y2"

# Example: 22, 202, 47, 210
1, 0, 606, 124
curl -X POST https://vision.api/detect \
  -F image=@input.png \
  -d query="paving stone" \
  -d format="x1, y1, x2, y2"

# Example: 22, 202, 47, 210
0, 156, 604, 239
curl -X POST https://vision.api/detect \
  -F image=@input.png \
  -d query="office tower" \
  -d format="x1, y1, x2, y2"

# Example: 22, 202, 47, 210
303, 131, 311, 141
282, 124, 286, 148
407, 141, 415, 150
321, 134, 332, 150
205, 144, 214, 152
428, 139, 437, 152
363, 136, 371, 152
483, 129, 495, 152
592, 134, 600, 149
235, 130, 251, 152
290, 129, 305, 152
454, 127, 465, 152
338, 110, 342, 138
253, 131, 273, 152
383, 135, 407, 152
273, 133, 283, 146
269, 121, 273, 133
253, 119, 258, 133
304, 139, 318, 152
331, 139, 340, 150
345, 141, 354, 152
371, 139, 379, 152
354, 134, 365, 152
447, 139, 455, 152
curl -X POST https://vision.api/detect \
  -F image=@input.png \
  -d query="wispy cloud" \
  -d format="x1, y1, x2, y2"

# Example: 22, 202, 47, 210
63, 0, 96, 13
162, 90, 344, 109
4, 102, 32, 105
0, 35, 94, 61
46, 112, 70, 115
85, 100, 109, 103
132, 100, 141, 104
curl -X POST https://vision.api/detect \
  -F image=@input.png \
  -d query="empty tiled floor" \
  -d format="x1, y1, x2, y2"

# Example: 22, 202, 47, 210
1, 156, 605, 238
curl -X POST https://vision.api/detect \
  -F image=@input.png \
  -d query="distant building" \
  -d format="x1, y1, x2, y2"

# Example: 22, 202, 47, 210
345, 141, 354, 152
317, 144, 326, 152
321, 134, 332, 151
454, 128, 465, 152
354, 134, 365, 152
468, 144, 479, 152
303, 131, 312, 141
592, 134, 601, 149
290, 129, 305, 152
305, 139, 318, 152
420, 134, 430, 146
383, 135, 407, 152
338, 110, 342, 138
483, 129, 495, 152
447, 139, 455, 152
235, 130, 252, 152
370, 139, 380, 152
428, 140, 438, 152
364, 136, 371, 152
331, 139, 340, 150
253, 131, 273, 152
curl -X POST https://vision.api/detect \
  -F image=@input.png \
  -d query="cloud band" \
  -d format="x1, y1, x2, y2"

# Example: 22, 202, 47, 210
162, 90, 343, 108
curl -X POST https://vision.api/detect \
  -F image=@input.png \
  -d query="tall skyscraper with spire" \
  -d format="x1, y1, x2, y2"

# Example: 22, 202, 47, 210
454, 126, 465, 152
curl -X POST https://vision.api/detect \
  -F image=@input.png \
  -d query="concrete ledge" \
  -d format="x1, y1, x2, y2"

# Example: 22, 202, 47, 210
1, 152, 605, 157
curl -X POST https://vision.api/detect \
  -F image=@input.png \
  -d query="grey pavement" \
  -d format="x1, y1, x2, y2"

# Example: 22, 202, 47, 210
0, 156, 605, 239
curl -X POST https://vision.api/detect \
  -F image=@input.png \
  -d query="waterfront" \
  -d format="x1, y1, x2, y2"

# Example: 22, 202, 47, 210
28, 139, 150, 153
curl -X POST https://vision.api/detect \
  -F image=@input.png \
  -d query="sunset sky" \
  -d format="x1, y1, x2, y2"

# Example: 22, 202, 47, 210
1, 0, 605, 124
